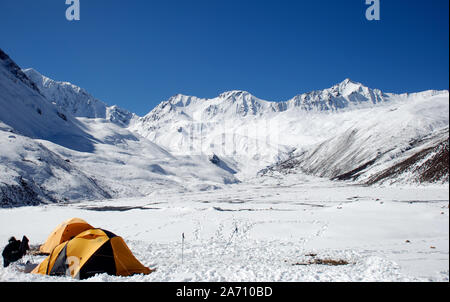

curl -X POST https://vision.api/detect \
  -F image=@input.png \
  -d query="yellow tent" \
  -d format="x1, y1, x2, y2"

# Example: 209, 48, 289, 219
39, 218, 93, 254
32, 228, 152, 279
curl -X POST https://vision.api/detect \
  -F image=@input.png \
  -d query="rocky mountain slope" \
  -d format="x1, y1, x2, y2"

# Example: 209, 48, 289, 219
1, 47, 448, 207
132, 80, 449, 182
0, 49, 238, 207
23, 68, 135, 127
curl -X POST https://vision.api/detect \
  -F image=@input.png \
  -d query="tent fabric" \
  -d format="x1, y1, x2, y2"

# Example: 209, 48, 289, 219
32, 228, 151, 279
110, 236, 152, 276
39, 218, 93, 254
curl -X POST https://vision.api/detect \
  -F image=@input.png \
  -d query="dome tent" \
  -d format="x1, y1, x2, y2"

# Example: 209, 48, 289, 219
39, 218, 93, 254
32, 228, 152, 279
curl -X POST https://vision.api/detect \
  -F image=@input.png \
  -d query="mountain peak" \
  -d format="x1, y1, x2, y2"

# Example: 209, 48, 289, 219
22, 68, 42, 78
0, 50, 41, 94
340, 78, 357, 85
219, 90, 253, 99
22, 68, 51, 87
332, 78, 366, 96
337, 78, 362, 88
22, 68, 111, 119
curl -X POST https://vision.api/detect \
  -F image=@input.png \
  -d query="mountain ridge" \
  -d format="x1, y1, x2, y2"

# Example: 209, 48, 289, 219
23, 68, 136, 126
21, 65, 449, 122
0, 47, 447, 208
1, 49, 240, 207
131, 79, 449, 180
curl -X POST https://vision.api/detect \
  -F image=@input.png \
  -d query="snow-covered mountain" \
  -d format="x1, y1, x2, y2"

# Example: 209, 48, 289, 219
1, 47, 448, 207
137, 78, 388, 125
0, 129, 111, 207
23, 68, 135, 126
0, 49, 112, 205
256, 89, 449, 185
284, 78, 388, 112
0, 50, 98, 152
0, 49, 238, 207
131, 81, 449, 181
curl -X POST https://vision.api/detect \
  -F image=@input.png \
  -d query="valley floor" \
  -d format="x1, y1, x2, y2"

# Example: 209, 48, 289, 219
0, 174, 448, 282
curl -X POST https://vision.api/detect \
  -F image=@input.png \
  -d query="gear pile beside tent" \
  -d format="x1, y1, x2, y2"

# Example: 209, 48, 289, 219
31, 218, 152, 279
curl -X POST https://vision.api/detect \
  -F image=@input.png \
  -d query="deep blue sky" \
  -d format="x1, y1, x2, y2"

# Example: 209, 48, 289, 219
1, 0, 448, 116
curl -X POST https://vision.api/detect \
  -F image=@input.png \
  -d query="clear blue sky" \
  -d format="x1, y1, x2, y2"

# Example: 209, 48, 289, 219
1, 0, 448, 116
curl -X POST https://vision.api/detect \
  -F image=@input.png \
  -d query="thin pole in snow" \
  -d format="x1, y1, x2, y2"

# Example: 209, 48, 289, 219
181, 233, 185, 264
222, 225, 238, 256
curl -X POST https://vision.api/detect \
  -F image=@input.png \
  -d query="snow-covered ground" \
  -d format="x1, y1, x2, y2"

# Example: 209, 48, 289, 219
0, 174, 448, 282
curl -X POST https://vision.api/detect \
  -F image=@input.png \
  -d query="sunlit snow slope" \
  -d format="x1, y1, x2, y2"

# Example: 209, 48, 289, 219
132, 80, 449, 182
1, 47, 448, 207
0, 49, 238, 207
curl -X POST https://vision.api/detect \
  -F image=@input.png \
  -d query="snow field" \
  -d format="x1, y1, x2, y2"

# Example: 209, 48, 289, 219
0, 176, 448, 282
